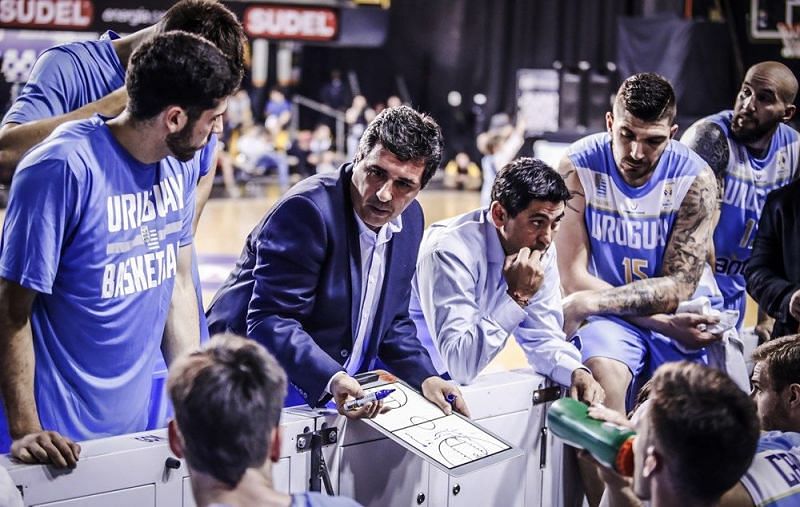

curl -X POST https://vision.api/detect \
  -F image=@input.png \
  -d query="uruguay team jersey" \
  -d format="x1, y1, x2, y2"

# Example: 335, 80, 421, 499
2, 31, 125, 127
740, 431, 800, 507
685, 111, 800, 322
1, 30, 216, 180
0, 116, 200, 451
567, 133, 705, 287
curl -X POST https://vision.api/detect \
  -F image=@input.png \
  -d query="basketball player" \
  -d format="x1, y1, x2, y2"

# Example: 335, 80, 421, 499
557, 73, 719, 414
681, 61, 800, 339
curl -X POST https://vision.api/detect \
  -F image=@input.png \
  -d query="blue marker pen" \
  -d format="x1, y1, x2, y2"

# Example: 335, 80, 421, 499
344, 389, 395, 411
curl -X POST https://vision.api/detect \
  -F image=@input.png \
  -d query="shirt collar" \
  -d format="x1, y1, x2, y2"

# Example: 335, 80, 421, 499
353, 210, 403, 245
484, 208, 507, 264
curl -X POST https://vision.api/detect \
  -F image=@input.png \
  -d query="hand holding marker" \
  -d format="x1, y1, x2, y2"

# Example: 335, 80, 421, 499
344, 389, 395, 411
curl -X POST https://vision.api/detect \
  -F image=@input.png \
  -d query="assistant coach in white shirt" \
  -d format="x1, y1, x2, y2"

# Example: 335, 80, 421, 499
410, 157, 604, 403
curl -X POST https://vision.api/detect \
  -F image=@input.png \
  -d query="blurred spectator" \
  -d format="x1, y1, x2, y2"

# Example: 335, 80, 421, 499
287, 129, 315, 178
236, 125, 289, 192
310, 123, 333, 155
315, 150, 341, 174
387, 95, 403, 108
263, 88, 292, 132
443, 151, 481, 190
477, 113, 526, 206
319, 69, 350, 111
224, 89, 253, 141
345, 95, 375, 159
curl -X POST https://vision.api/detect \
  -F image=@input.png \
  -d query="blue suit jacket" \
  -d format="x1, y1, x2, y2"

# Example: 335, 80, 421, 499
206, 165, 438, 406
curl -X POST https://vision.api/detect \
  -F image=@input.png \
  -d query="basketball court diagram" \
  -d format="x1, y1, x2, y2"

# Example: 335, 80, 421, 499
366, 383, 510, 469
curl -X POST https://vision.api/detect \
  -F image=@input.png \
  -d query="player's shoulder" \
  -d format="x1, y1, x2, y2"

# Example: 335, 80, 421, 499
17, 117, 107, 176
567, 132, 609, 158
775, 121, 800, 145
681, 112, 731, 144
36, 116, 106, 154
755, 430, 800, 454
33, 38, 108, 71
665, 137, 710, 175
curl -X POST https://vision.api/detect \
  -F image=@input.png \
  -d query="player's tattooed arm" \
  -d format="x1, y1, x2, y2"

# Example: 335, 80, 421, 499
588, 168, 717, 316
681, 121, 728, 201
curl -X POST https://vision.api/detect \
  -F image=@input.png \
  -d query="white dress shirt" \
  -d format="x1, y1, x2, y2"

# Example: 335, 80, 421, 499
326, 212, 402, 394
410, 208, 585, 386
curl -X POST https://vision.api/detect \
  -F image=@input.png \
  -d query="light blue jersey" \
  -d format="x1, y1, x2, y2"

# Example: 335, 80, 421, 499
0, 116, 200, 452
2, 32, 125, 126
568, 134, 716, 409
0, 31, 219, 432
684, 111, 800, 325
568, 133, 705, 287
740, 431, 800, 507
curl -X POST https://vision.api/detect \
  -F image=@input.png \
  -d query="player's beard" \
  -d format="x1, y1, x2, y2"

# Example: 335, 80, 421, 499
731, 114, 774, 145
166, 120, 204, 162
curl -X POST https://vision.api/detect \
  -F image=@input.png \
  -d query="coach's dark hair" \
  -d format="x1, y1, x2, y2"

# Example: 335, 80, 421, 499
648, 362, 759, 502
490, 157, 570, 217
168, 334, 288, 488
126, 31, 239, 122
614, 72, 676, 123
354, 105, 443, 188
159, 0, 246, 85
752, 334, 800, 391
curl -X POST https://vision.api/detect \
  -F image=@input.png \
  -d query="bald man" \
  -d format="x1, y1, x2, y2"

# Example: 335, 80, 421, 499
681, 61, 800, 340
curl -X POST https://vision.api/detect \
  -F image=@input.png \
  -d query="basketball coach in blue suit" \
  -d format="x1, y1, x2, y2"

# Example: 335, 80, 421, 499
206, 106, 469, 419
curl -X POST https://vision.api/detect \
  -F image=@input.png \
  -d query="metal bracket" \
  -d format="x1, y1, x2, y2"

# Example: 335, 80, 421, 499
296, 426, 338, 453
539, 427, 548, 469
532, 386, 562, 405
297, 426, 338, 494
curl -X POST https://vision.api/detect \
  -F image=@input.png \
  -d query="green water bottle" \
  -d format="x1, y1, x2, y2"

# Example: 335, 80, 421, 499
547, 398, 636, 476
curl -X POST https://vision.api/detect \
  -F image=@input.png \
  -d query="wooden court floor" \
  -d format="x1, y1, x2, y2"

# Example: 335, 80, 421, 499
0, 184, 757, 375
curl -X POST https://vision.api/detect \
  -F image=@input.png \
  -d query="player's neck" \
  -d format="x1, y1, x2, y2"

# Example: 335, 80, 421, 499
106, 112, 170, 165
742, 127, 779, 158
191, 466, 291, 507
651, 476, 716, 507
112, 25, 158, 69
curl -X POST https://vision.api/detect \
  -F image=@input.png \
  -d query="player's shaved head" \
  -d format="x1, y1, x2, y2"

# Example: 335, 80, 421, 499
746, 61, 798, 104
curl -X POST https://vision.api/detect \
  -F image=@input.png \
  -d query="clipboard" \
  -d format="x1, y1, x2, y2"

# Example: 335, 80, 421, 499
356, 373, 523, 477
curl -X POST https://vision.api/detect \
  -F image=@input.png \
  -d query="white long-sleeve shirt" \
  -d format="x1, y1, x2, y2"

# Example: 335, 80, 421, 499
409, 208, 585, 386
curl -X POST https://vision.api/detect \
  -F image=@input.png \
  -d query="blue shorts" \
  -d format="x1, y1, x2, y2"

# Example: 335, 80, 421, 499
572, 316, 709, 406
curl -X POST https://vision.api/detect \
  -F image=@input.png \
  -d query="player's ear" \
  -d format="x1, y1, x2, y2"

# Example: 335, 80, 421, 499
163, 106, 188, 134
168, 419, 185, 458
787, 382, 800, 409
669, 124, 679, 139
605, 111, 614, 132
782, 103, 796, 123
269, 427, 282, 463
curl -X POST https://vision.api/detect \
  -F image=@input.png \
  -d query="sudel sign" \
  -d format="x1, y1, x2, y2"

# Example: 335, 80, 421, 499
244, 5, 338, 41
0, 0, 93, 29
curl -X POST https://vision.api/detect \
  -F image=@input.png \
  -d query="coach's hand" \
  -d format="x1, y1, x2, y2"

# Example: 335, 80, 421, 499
503, 247, 545, 308
570, 369, 605, 405
11, 430, 81, 469
421, 376, 470, 418
332, 373, 389, 420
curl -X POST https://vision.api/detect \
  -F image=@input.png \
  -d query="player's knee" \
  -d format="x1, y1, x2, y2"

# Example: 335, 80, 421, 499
585, 357, 631, 389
